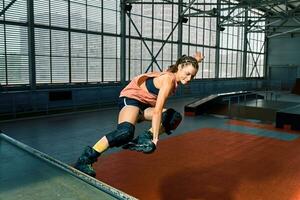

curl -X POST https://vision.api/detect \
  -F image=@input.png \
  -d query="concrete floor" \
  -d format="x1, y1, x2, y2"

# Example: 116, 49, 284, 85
1, 136, 122, 200
0, 97, 206, 164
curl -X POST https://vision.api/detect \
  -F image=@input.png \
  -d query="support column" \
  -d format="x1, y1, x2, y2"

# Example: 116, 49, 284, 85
177, 0, 183, 58
68, 0, 71, 83
120, 0, 127, 84
215, 0, 221, 78
264, 30, 269, 79
28, 0, 36, 89
242, 10, 248, 78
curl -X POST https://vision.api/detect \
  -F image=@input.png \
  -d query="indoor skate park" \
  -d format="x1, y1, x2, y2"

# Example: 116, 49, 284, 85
1, 0, 300, 200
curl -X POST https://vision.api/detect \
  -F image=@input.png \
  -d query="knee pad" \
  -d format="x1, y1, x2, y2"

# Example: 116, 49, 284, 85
162, 108, 182, 135
106, 122, 135, 147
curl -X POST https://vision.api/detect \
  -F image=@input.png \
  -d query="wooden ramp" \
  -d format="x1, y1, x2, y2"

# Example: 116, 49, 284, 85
291, 78, 300, 95
184, 92, 300, 125
216, 99, 299, 122
184, 91, 264, 116
276, 104, 300, 131
94, 126, 300, 200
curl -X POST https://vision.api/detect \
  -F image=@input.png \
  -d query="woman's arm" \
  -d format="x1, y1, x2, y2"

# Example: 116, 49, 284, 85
151, 74, 174, 144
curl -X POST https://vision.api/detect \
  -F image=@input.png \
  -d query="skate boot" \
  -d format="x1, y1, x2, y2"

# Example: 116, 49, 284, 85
74, 146, 100, 177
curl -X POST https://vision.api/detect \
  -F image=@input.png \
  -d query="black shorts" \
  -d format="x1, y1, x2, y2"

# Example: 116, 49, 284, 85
118, 97, 150, 112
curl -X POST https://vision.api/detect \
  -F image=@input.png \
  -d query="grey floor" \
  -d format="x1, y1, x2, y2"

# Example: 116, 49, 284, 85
1, 136, 124, 200
0, 97, 210, 164
1, 91, 299, 166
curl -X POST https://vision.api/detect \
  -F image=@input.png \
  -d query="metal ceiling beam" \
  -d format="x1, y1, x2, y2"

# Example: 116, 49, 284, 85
128, 1, 237, 6
183, 9, 216, 17
229, 0, 298, 17
288, 3, 300, 15
293, 17, 300, 24
246, 4, 283, 32
220, 6, 252, 26
274, 5, 287, 14
217, 2, 250, 28
180, 0, 197, 16
127, 2, 178, 5
248, 18, 289, 33
261, 3, 300, 36
0, 0, 18, 17
218, 1, 272, 26
267, 26, 300, 38
127, 0, 300, 16
125, 0, 300, 41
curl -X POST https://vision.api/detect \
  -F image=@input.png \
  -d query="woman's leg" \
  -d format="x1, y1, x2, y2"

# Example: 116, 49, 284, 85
93, 105, 140, 153
121, 107, 166, 153
143, 107, 166, 121
74, 105, 140, 177
122, 107, 182, 154
143, 107, 167, 134
143, 107, 182, 135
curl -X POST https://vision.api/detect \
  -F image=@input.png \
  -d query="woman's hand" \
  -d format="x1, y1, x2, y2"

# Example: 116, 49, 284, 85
194, 51, 204, 63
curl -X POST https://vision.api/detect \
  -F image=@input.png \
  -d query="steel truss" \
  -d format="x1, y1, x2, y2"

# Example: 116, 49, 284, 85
127, 0, 300, 37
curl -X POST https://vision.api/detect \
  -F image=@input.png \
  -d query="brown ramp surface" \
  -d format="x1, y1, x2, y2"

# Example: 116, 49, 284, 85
95, 128, 300, 200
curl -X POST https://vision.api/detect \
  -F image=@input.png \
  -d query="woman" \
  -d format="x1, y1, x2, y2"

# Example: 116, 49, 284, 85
74, 52, 204, 177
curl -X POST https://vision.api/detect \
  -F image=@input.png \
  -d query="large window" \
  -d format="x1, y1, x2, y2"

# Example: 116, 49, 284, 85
219, 0, 244, 78
0, 0, 266, 87
1, 0, 121, 86
127, 2, 178, 80
34, 0, 120, 84
246, 9, 265, 78
0, 0, 28, 85
183, 0, 217, 79
218, 0, 266, 78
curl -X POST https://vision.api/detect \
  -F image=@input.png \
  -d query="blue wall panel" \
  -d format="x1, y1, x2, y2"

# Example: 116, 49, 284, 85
0, 80, 265, 118
267, 20, 300, 90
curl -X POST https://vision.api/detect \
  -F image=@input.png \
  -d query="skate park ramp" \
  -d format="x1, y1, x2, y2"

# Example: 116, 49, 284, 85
0, 133, 136, 200
93, 127, 300, 200
184, 91, 264, 116
292, 78, 300, 95
184, 91, 300, 127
